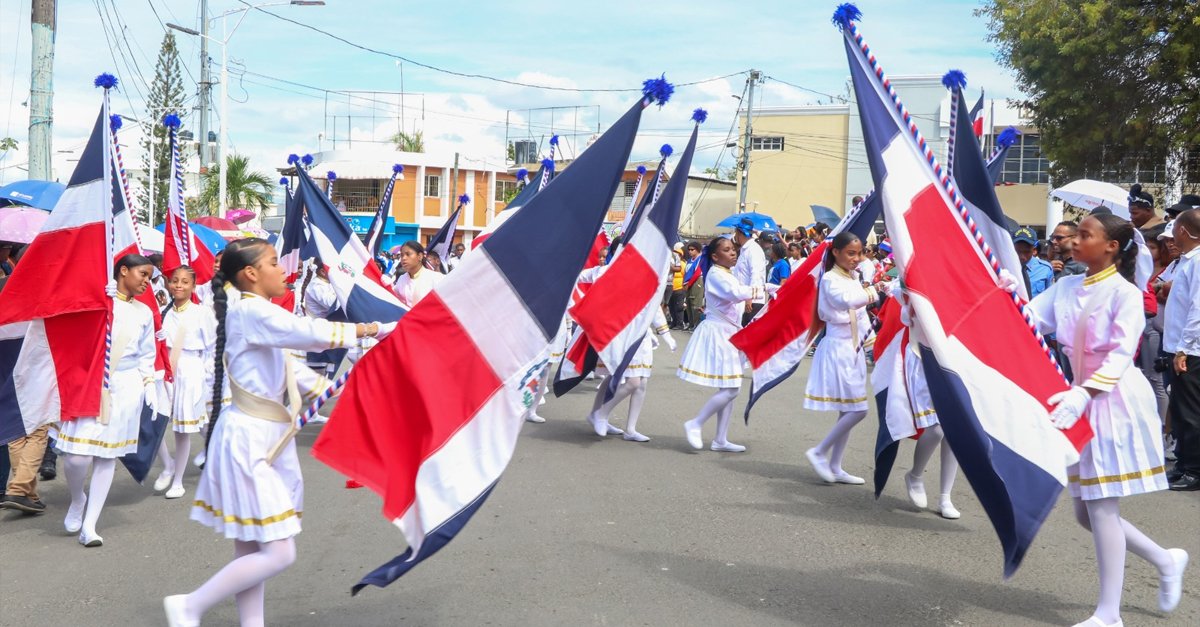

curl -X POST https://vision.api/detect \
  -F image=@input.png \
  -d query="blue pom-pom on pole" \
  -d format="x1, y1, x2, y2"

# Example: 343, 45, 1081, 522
392, 164, 404, 174
641, 74, 675, 107
541, 158, 556, 173
550, 135, 559, 146
997, 126, 1021, 148
941, 69, 967, 91
832, 3, 862, 30
660, 144, 673, 158
458, 193, 471, 206
94, 73, 118, 89
109, 114, 123, 131
637, 165, 647, 175
287, 154, 300, 165
327, 171, 337, 181
163, 113, 182, 129
516, 167, 528, 181
692, 108, 708, 124
279, 177, 289, 186
301, 154, 314, 166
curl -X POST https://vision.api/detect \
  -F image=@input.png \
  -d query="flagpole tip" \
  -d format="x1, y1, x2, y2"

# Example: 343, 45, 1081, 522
392, 164, 404, 174
660, 144, 673, 158
636, 165, 647, 176
162, 113, 182, 129
516, 167, 529, 183
641, 74, 675, 108
691, 108, 708, 124
279, 177, 289, 186
327, 171, 337, 182
109, 114, 123, 131
541, 158, 556, 173
997, 126, 1021, 148
832, 3, 862, 30
301, 154, 314, 167
458, 194, 470, 206
287, 154, 300, 165
941, 70, 967, 91
549, 135, 559, 147
94, 73, 118, 90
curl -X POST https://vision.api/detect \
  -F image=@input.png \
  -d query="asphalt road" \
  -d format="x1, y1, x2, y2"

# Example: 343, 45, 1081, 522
2, 334, 1198, 626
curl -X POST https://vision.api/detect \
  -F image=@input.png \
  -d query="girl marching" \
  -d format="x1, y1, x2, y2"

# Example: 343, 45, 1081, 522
389, 240, 442, 309
164, 238, 392, 627
586, 304, 676, 442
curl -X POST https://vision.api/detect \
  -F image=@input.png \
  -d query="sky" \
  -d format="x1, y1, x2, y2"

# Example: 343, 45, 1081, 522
0, 0, 1020, 186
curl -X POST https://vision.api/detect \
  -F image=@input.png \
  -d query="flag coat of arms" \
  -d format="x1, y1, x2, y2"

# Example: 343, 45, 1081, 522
310, 84, 656, 592
835, 4, 1088, 576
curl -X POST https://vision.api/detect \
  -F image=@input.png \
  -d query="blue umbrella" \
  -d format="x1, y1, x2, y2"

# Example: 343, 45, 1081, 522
717, 211, 779, 233
0, 180, 65, 210
810, 205, 842, 230
154, 221, 228, 254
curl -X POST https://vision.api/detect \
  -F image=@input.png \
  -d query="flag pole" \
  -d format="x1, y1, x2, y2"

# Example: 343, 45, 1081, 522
96, 73, 118, 424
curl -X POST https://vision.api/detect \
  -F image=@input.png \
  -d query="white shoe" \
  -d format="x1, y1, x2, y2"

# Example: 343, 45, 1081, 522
64, 496, 86, 534
939, 496, 961, 520
163, 595, 198, 627
806, 448, 835, 483
164, 486, 186, 500
525, 413, 546, 424
711, 441, 746, 453
192, 450, 206, 468
539, 396, 546, 406
1159, 548, 1189, 612
623, 431, 650, 442
1071, 616, 1122, 627
683, 420, 703, 450
904, 472, 927, 509
833, 471, 865, 485
78, 530, 103, 548
587, 414, 608, 437
154, 471, 174, 492
307, 414, 329, 425
605, 424, 625, 436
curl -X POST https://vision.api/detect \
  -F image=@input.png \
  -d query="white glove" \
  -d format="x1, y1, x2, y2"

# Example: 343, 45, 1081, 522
875, 280, 893, 296
996, 269, 1021, 295
764, 283, 781, 296
1047, 386, 1090, 429
105, 280, 118, 298
155, 329, 166, 342
661, 331, 677, 352
144, 381, 159, 419
375, 321, 398, 340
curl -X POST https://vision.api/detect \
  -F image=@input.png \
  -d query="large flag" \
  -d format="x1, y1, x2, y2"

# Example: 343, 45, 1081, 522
0, 81, 117, 442
426, 195, 465, 272
291, 166, 407, 323
310, 81, 657, 592
160, 114, 215, 286
836, 4, 1087, 576
730, 192, 881, 420
365, 164, 403, 257
470, 163, 554, 251
571, 111, 701, 402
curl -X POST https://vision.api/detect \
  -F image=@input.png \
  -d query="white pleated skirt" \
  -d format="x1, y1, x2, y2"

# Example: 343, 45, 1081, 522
548, 319, 570, 365
805, 325, 869, 412
172, 351, 209, 434
677, 317, 744, 389
623, 334, 655, 380
905, 348, 938, 429
55, 369, 143, 458
191, 407, 303, 543
1069, 372, 1167, 500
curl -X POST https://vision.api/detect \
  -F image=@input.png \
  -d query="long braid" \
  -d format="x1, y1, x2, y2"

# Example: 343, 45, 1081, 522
205, 270, 229, 453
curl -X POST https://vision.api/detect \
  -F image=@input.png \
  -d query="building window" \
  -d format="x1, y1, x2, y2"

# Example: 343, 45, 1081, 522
1000, 134, 1049, 185
495, 180, 518, 202
424, 174, 441, 198
751, 136, 784, 151
624, 180, 637, 196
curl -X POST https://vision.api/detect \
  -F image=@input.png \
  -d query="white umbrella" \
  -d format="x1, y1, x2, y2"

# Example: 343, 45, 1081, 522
138, 226, 165, 252
1050, 179, 1130, 219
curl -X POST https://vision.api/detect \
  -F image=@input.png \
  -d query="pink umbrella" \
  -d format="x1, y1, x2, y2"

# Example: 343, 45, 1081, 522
0, 206, 50, 244
193, 215, 240, 231
225, 209, 256, 224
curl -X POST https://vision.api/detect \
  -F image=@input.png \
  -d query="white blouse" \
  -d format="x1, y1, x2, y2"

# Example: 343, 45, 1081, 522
303, 276, 338, 319
704, 265, 756, 327
113, 294, 156, 377
390, 268, 443, 309
817, 265, 878, 330
162, 301, 217, 353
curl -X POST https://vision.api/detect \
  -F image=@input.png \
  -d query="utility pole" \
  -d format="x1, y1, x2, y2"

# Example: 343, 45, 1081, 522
449, 152, 459, 216
29, 0, 56, 180
737, 69, 762, 213
196, 0, 210, 168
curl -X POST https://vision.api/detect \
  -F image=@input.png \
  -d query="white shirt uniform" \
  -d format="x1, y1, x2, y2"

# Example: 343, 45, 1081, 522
56, 294, 155, 458
677, 266, 758, 388
390, 268, 443, 309
1028, 266, 1167, 499
1163, 247, 1200, 355
162, 301, 218, 433
191, 293, 356, 543
805, 265, 878, 412
197, 281, 241, 307
303, 276, 338, 319
856, 258, 878, 282
734, 239, 767, 305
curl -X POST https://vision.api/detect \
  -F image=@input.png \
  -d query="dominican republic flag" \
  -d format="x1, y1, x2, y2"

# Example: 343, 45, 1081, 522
0, 99, 116, 443
426, 195, 465, 273
554, 263, 610, 397
986, 127, 1020, 185
365, 165, 403, 257
683, 255, 702, 288
291, 166, 406, 323
836, 4, 1088, 576
470, 163, 553, 251
870, 295, 921, 497
944, 71, 1027, 300
606, 153, 666, 264
309, 87, 649, 592
571, 230, 612, 307
571, 113, 699, 402
969, 91, 984, 140
161, 114, 215, 289
730, 192, 881, 420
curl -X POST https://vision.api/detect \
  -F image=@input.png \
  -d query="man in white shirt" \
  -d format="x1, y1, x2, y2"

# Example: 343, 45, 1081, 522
732, 217, 766, 326
445, 242, 465, 272
1163, 209, 1200, 491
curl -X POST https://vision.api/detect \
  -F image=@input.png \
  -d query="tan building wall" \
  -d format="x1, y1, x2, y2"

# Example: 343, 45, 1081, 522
996, 184, 1050, 229
737, 105, 850, 229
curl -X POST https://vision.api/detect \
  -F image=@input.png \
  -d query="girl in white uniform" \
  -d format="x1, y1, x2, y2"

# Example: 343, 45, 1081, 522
586, 303, 676, 441
805, 232, 888, 485
678, 236, 770, 452
164, 238, 391, 627
389, 240, 442, 309
154, 266, 217, 500
1026, 214, 1187, 627
58, 254, 157, 547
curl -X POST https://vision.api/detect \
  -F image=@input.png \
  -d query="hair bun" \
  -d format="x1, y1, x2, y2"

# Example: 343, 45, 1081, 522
1130, 183, 1142, 195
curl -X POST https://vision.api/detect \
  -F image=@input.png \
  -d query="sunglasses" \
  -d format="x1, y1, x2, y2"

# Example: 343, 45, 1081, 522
1049, 234, 1074, 242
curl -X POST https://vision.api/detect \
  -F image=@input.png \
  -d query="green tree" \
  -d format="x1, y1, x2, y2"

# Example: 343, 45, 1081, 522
197, 154, 274, 214
703, 165, 736, 180
981, 1, 1200, 183
139, 32, 189, 225
390, 129, 425, 153
0, 137, 17, 153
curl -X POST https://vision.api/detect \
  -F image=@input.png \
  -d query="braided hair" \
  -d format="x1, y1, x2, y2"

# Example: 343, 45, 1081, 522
1090, 213, 1139, 283
206, 238, 272, 452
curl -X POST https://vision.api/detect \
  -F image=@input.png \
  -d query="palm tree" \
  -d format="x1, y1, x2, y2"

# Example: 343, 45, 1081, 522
390, 129, 425, 153
197, 154, 274, 215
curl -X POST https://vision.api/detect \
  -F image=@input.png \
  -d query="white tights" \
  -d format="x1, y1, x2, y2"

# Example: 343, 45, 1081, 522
181, 537, 297, 627
688, 387, 739, 445
814, 410, 867, 474
910, 425, 958, 497
62, 454, 116, 537
1073, 497, 1174, 624
588, 377, 648, 434
156, 432, 192, 491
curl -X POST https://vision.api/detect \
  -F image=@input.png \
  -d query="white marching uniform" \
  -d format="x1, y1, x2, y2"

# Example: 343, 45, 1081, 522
805, 265, 879, 412
625, 307, 672, 379
191, 293, 353, 543
56, 293, 155, 458
677, 266, 758, 388
197, 281, 241, 307
899, 294, 937, 428
302, 276, 338, 319
162, 301, 217, 434
390, 268, 442, 309
1028, 265, 1168, 500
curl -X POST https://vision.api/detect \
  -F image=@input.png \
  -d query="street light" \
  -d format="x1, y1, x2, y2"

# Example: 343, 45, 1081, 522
168, 1, 324, 216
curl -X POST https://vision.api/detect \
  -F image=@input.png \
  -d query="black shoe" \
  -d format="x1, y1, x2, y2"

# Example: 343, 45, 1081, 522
1167, 466, 1185, 483
1168, 473, 1200, 491
0, 495, 47, 514
39, 462, 56, 481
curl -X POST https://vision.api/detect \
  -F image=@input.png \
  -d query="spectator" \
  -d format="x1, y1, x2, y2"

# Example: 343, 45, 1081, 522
767, 241, 791, 285
787, 242, 805, 272
1164, 209, 1200, 490
684, 241, 705, 330
1049, 220, 1087, 279
1013, 227, 1053, 298
446, 242, 465, 272
668, 242, 686, 329
1128, 184, 1164, 232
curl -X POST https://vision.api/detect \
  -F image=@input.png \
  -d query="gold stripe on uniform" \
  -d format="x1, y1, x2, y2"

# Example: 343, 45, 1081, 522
1088, 372, 1119, 384
913, 409, 937, 418
55, 432, 139, 449
1082, 265, 1117, 286
1068, 465, 1165, 487
678, 366, 744, 381
192, 500, 303, 526
804, 393, 868, 404
172, 417, 206, 427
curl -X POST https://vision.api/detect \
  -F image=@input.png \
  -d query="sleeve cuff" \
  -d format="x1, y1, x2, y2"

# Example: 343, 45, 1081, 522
1082, 371, 1119, 394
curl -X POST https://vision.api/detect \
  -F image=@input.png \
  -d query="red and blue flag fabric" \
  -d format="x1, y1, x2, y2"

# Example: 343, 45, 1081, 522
836, 4, 1088, 576
870, 294, 925, 497
309, 88, 650, 592
425, 197, 464, 273
683, 255, 702, 288
365, 165, 402, 257
161, 116, 215, 289
470, 164, 553, 251
969, 91, 984, 140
